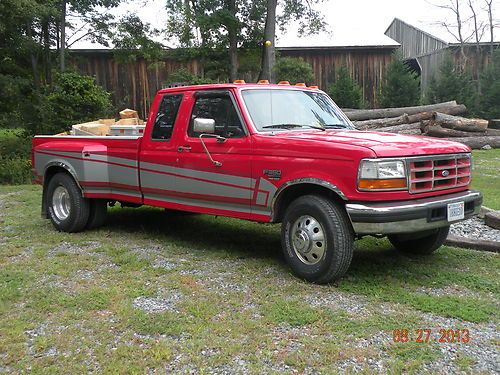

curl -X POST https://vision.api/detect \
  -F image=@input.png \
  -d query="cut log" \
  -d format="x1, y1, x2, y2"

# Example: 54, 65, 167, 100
345, 101, 460, 121
424, 125, 480, 138
432, 113, 488, 132
353, 114, 409, 130
489, 119, 500, 129
405, 105, 467, 123
376, 123, 423, 133
444, 136, 500, 149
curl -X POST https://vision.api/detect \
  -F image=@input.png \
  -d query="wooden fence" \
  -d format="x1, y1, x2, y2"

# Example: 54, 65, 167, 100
69, 46, 398, 118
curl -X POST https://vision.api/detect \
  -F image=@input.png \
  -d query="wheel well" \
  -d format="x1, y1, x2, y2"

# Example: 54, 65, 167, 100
272, 183, 345, 223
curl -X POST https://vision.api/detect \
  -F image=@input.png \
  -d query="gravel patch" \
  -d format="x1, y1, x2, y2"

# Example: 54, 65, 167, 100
450, 217, 500, 243
304, 292, 367, 315
418, 313, 499, 374
414, 284, 483, 299
133, 291, 184, 313
49, 241, 102, 256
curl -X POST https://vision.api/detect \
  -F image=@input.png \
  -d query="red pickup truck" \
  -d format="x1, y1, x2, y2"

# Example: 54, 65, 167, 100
32, 83, 482, 283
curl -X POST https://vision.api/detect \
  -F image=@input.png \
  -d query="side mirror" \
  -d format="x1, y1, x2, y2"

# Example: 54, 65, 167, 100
193, 118, 215, 134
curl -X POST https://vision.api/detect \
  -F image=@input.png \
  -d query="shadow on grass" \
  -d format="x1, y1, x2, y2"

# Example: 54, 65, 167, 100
106, 207, 284, 263
104, 206, 428, 279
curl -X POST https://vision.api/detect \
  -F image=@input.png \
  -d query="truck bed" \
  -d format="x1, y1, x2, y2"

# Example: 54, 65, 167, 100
32, 135, 144, 204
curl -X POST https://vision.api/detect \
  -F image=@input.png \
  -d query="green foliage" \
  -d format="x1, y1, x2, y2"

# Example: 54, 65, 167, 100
163, 69, 218, 86
112, 15, 165, 63
274, 57, 314, 84
36, 72, 112, 135
328, 66, 364, 108
379, 54, 420, 108
0, 129, 32, 185
478, 50, 500, 120
426, 56, 478, 114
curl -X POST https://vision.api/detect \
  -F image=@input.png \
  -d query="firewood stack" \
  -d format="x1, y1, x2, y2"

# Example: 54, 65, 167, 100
344, 101, 500, 149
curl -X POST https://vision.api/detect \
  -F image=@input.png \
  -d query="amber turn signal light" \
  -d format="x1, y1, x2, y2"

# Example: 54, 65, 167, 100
358, 178, 407, 190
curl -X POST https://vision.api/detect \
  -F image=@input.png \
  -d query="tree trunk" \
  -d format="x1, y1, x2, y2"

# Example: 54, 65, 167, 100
258, 0, 277, 82
445, 136, 500, 149
353, 114, 409, 130
227, 0, 238, 82
424, 124, 482, 138
26, 24, 40, 89
344, 101, 459, 121
432, 113, 489, 132
376, 123, 423, 134
42, 20, 51, 84
405, 105, 467, 122
60, 0, 66, 72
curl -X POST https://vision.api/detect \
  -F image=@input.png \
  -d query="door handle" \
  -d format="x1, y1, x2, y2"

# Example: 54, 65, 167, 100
177, 145, 192, 152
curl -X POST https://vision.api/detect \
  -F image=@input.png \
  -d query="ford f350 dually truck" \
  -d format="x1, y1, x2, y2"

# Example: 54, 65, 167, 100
32, 83, 482, 283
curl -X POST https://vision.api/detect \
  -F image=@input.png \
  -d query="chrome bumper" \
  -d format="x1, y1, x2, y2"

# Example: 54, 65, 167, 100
346, 190, 482, 235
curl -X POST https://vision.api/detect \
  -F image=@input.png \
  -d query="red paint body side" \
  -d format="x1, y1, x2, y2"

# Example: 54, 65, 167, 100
32, 83, 472, 223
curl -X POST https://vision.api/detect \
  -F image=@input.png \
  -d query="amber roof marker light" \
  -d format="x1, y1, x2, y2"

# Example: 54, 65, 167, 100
257, 80, 269, 84
233, 80, 246, 84
309, 85, 319, 89
295, 83, 306, 87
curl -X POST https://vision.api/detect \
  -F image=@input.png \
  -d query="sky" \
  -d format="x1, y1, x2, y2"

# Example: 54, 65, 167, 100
73, 0, 499, 49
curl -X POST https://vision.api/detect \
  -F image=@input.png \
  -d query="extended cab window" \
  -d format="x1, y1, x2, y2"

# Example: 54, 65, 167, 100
151, 94, 183, 140
188, 93, 245, 138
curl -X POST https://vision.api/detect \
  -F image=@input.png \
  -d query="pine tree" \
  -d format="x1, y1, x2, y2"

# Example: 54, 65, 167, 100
328, 66, 364, 108
426, 56, 478, 114
478, 50, 500, 119
379, 54, 420, 108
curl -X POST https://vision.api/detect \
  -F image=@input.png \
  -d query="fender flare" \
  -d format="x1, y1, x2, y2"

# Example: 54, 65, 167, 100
270, 177, 348, 221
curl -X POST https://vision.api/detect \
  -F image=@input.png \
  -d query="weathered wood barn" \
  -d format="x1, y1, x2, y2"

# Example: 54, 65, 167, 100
385, 18, 499, 95
69, 44, 398, 118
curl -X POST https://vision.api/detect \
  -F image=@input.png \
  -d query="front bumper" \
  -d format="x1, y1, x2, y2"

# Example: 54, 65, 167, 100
346, 190, 482, 235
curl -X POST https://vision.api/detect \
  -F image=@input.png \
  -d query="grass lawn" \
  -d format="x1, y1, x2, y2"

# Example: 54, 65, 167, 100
471, 149, 500, 210
1, 178, 499, 373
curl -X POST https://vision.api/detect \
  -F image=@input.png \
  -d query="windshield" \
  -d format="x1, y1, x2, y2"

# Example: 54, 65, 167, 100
241, 89, 354, 132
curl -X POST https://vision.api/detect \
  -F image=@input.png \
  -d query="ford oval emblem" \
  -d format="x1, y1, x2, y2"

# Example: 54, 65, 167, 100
442, 170, 450, 177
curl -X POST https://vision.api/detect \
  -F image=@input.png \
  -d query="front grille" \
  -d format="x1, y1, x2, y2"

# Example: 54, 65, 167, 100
407, 153, 471, 193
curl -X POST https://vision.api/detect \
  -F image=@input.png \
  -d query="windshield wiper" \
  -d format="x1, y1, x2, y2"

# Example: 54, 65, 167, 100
262, 124, 325, 131
324, 124, 348, 129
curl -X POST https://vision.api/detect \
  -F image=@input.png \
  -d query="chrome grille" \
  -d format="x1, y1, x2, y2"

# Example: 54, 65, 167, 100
407, 153, 471, 194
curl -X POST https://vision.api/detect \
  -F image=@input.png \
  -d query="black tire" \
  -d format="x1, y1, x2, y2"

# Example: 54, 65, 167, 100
46, 172, 90, 233
281, 195, 354, 284
388, 226, 450, 255
86, 199, 108, 229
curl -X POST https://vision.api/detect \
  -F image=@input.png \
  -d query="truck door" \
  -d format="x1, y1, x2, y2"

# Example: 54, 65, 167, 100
175, 90, 254, 219
140, 93, 185, 204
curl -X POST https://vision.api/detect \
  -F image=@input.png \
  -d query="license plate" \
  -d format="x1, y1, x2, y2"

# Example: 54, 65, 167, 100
447, 201, 465, 222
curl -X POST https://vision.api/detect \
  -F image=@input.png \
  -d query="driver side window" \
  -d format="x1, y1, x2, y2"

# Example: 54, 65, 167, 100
188, 95, 245, 138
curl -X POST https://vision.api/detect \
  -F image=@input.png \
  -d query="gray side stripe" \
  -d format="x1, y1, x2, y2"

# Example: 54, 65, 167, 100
84, 188, 142, 198
141, 162, 256, 189
144, 193, 271, 216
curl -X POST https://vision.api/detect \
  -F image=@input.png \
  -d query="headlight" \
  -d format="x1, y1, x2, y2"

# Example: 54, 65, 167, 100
358, 159, 407, 191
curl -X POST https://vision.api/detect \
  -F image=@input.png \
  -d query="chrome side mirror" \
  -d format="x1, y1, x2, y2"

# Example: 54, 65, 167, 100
193, 118, 215, 134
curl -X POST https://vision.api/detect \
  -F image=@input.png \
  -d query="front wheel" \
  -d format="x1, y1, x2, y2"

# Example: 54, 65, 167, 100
46, 173, 90, 233
281, 195, 354, 284
388, 226, 450, 255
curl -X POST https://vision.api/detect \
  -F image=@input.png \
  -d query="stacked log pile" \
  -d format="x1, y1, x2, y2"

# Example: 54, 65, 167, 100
344, 101, 500, 149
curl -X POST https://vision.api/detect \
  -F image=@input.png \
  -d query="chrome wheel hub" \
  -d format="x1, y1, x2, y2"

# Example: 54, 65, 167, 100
291, 215, 326, 265
52, 186, 71, 221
